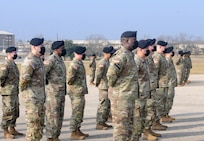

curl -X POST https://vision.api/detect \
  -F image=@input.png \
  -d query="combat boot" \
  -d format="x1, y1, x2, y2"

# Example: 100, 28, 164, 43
149, 128, 161, 137
4, 128, 14, 139
70, 131, 86, 140
167, 114, 175, 120
77, 128, 89, 137
103, 123, 112, 128
161, 115, 173, 123
47, 138, 53, 141
152, 121, 167, 131
143, 128, 158, 141
10, 126, 24, 136
96, 123, 108, 130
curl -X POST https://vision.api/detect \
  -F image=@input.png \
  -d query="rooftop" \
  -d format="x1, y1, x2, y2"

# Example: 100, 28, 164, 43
0, 30, 14, 35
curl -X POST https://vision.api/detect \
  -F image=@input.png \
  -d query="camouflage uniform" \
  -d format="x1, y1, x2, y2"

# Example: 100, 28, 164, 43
107, 47, 138, 141
146, 55, 158, 120
89, 57, 96, 83
132, 55, 154, 139
44, 52, 66, 139
152, 52, 169, 118
183, 55, 192, 83
20, 53, 45, 141
166, 57, 177, 114
0, 58, 20, 129
95, 58, 111, 124
175, 56, 185, 85
67, 58, 88, 132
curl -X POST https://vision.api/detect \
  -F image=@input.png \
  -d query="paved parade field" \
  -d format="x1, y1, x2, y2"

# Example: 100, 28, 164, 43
0, 74, 204, 141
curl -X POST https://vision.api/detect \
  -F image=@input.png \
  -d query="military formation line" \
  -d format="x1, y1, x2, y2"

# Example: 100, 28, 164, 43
0, 31, 192, 141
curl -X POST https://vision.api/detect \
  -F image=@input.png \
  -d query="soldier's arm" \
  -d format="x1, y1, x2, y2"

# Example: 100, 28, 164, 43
107, 56, 125, 87
89, 60, 93, 67
95, 61, 104, 87
20, 63, 34, 91
0, 63, 8, 87
43, 58, 54, 84
153, 56, 160, 87
67, 64, 78, 85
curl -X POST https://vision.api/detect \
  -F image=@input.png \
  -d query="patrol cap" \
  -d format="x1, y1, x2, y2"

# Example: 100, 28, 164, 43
74, 46, 86, 54
30, 38, 44, 46
157, 40, 168, 46
146, 38, 156, 46
51, 41, 64, 50
6, 46, 17, 53
103, 46, 115, 53
121, 31, 137, 38
164, 46, 173, 53
138, 40, 150, 49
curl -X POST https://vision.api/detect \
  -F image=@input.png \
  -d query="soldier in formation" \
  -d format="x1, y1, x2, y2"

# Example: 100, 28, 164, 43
107, 31, 139, 141
67, 46, 89, 140
20, 38, 45, 141
0, 47, 23, 139
44, 41, 67, 141
89, 53, 96, 85
95, 46, 115, 130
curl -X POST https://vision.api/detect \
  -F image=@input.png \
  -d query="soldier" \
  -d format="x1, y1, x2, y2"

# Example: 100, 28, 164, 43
89, 54, 96, 85
163, 47, 177, 122
183, 51, 192, 84
0, 47, 23, 139
44, 41, 67, 141
95, 46, 115, 130
152, 41, 169, 131
67, 46, 89, 140
107, 31, 138, 141
175, 51, 185, 86
20, 38, 45, 141
132, 40, 157, 141
146, 39, 162, 137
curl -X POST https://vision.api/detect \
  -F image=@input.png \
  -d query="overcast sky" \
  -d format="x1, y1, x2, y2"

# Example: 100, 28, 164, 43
1, 0, 204, 41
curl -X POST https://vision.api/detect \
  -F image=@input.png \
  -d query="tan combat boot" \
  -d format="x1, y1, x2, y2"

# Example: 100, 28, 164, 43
161, 115, 173, 123
143, 128, 158, 141
70, 130, 86, 140
149, 128, 161, 137
103, 123, 112, 128
96, 123, 108, 130
77, 128, 89, 137
167, 114, 175, 120
152, 120, 167, 130
10, 126, 24, 136
47, 138, 53, 141
4, 128, 14, 139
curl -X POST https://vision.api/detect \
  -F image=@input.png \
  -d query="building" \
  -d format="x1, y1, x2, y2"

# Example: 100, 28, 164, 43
0, 30, 15, 52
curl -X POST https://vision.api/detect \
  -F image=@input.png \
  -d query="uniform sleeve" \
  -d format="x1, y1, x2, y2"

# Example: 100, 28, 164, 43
44, 58, 54, 74
153, 56, 160, 87
107, 55, 126, 87
0, 63, 8, 87
89, 60, 93, 67
67, 63, 78, 85
20, 62, 34, 91
95, 61, 105, 86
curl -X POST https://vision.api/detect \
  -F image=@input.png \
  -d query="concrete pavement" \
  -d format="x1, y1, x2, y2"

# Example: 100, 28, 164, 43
0, 74, 204, 141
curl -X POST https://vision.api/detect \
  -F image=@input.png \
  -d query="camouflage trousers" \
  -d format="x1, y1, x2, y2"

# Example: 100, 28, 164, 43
24, 100, 45, 141
89, 69, 96, 82
131, 98, 155, 140
166, 86, 175, 114
110, 90, 136, 141
69, 94, 85, 131
154, 87, 168, 118
151, 89, 159, 121
45, 93, 65, 138
184, 68, 191, 83
177, 68, 185, 85
1, 94, 19, 129
96, 89, 111, 124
